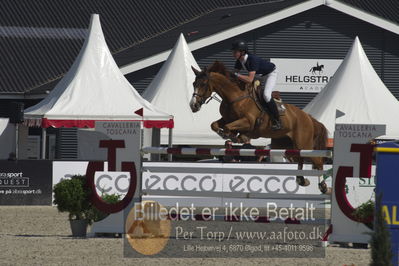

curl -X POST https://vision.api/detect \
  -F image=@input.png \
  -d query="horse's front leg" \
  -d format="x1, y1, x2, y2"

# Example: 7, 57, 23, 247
223, 118, 252, 143
211, 118, 230, 139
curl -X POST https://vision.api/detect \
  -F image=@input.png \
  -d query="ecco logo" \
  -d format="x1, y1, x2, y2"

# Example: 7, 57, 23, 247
96, 174, 130, 193
145, 175, 216, 191
144, 175, 299, 194
63, 173, 130, 194
229, 176, 299, 194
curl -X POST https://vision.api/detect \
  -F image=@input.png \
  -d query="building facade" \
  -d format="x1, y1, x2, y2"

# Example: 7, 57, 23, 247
127, 5, 399, 108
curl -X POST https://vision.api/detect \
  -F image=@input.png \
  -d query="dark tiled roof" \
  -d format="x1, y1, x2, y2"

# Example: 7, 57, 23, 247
0, 0, 282, 95
338, 0, 399, 25
0, 0, 397, 96
114, 0, 306, 67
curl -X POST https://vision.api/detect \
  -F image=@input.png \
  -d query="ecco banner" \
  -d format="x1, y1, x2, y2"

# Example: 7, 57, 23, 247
0, 160, 52, 205
53, 161, 131, 199
271, 58, 342, 93
52, 161, 375, 208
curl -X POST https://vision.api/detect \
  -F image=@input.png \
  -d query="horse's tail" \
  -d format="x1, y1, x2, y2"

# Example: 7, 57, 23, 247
310, 116, 328, 151
309, 67, 313, 72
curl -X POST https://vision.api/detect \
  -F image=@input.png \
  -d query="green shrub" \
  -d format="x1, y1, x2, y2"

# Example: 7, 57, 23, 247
53, 175, 91, 221
88, 193, 122, 222
353, 200, 374, 221
53, 175, 122, 224
370, 194, 393, 266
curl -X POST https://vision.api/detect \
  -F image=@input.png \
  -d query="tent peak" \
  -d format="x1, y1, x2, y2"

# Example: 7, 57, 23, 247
304, 36, 399, 137
24, 13, 172, 128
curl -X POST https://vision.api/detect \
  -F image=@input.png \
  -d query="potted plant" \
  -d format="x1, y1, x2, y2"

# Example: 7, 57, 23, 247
53, 175, 91, 237
87, 193, 122, 223
353, 199, 374, 230
54, 175, 123, 237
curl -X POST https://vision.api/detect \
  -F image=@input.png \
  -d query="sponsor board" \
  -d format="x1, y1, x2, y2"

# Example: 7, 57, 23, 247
271, 58, 342, 93
0, 160, 52, 205
52, 161, 375, 207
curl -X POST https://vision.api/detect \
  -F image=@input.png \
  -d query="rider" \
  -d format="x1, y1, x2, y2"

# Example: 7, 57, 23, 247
231, 39, 281, 130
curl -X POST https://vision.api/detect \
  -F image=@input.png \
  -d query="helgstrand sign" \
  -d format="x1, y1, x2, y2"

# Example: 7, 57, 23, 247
271, 58, 342, 93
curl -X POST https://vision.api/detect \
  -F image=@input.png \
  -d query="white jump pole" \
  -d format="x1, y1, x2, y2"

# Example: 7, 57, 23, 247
142, 147, 333, 158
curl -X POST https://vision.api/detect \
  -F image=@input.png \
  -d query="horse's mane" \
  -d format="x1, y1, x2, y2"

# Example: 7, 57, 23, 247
207, 61, 246, 90
207, 61, 230, 77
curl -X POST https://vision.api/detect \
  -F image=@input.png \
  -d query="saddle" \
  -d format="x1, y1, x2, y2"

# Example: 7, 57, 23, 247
247, 80, 286, 115
246, 80, 286, 129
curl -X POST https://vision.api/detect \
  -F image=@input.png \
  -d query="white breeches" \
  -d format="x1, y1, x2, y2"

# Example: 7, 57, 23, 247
261, 69, 277, 102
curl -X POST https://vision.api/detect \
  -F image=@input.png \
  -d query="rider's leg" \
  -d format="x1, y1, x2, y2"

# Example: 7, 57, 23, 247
262, 70, 281, 130
267, 98, 282, 130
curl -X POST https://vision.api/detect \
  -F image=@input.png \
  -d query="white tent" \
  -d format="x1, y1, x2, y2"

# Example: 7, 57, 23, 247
143, 34, 268, 146
25, 14, 172, 129
304, 37, 399, 137
0, 118, 8, 136
143, 33, 222, 145
0, 118, 15, 159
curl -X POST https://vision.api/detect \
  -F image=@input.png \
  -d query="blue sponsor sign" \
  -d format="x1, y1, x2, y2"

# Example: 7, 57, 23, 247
376, 142, 399, 266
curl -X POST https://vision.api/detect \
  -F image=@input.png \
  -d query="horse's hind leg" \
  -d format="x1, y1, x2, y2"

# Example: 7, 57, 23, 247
311, 157, 331, 194
311, 157, 323, 170
291, 131, 314, 187
296, 157, 310, 187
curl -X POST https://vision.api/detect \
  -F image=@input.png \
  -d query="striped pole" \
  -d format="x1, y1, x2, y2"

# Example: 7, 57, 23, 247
142, 147, 333, 158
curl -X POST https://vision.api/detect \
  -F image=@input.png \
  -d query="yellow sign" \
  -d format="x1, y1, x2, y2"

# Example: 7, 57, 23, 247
382, 205, 399, 225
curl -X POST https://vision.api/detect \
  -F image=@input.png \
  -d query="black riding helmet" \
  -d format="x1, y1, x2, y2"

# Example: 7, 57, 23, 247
231, 39, 248, 52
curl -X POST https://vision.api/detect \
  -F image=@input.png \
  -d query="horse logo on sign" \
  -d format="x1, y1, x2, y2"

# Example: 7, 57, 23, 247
309, 62, 324, 75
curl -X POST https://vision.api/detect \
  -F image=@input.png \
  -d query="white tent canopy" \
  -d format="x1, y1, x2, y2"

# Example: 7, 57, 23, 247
304, 37, 399, 137
0, 118, 8, 136
143, 33, 268, 146
0, 118, 15, 159
143, 33, 222, 145
25, 14, 172, 129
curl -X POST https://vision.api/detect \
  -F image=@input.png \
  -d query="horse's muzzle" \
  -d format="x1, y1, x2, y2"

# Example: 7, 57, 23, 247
189, 97, 202, 112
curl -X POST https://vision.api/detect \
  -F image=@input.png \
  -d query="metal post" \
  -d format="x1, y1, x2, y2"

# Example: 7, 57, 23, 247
168, 128, 173, 162
41, 127, 46, 159
150, 128, 161, 161
15, 124, 19, 159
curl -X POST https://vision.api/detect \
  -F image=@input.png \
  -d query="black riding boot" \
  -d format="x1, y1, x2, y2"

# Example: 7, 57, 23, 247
266, 98, 282, 130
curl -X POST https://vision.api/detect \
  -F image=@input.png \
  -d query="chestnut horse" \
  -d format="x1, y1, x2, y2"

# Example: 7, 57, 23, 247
190, 63, 329, 193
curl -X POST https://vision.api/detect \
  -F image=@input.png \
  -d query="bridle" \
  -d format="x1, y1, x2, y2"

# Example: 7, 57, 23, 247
192, 77, 221, 105
192, 73, 250, 105
193, 92, 222, 105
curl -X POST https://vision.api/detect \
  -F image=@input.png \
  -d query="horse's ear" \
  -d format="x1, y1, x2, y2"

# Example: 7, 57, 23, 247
191, 66, 201, 76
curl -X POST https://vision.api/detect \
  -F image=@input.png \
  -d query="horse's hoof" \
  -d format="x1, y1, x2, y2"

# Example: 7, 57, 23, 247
222, 134, 231, 140
296, 176, 310, 187
319, 182, 332, 194
319, 182, 327, 194
232, 139, 239, 143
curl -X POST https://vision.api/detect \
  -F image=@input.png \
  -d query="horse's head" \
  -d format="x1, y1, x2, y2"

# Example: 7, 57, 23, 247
190, 66, 213, 112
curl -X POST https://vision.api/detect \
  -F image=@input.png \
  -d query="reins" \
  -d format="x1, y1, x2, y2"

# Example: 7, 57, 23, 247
193, 71, 255, 106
